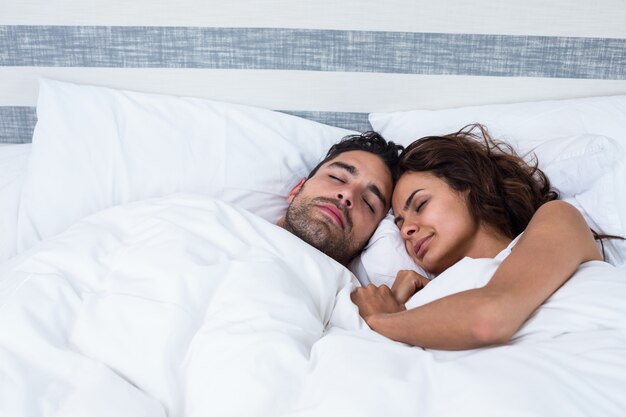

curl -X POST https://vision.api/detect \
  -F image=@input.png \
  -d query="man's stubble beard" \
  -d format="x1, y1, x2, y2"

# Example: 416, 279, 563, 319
283, 195, 361, 264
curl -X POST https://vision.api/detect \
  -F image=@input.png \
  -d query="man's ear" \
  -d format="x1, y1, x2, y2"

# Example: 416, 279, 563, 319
287, 178, 306, 203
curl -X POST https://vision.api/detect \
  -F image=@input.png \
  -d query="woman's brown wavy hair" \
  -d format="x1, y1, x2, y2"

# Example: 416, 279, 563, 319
396, 124, 558, 239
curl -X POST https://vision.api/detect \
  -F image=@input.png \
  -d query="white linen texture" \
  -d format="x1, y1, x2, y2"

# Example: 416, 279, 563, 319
2, 194, 626, 417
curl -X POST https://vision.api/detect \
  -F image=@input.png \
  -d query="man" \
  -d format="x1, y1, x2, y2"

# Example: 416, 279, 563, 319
277, 132, 402, 265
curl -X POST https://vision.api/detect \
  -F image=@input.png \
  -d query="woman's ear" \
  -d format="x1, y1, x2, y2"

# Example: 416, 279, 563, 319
287, 178, 306, 203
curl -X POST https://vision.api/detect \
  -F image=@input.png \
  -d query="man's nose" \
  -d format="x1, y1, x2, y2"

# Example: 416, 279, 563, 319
336, 191, 352, 208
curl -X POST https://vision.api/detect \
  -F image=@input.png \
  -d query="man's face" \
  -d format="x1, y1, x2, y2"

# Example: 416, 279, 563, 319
281, 150, 393, 264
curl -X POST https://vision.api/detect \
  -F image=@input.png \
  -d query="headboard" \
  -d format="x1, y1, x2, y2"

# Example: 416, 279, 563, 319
2, 0, 626, 143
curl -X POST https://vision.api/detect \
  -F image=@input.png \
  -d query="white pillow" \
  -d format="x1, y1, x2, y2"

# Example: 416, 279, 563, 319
567, 161, 626, 266
369, 95, 626, 147
353, 132, 625, 282
0, 143, 31, 262
17, 79, 355, 251
369, 97, 626, 269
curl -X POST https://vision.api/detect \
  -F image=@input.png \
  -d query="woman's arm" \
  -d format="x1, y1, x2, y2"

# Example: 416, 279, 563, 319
351, 200, 602, 350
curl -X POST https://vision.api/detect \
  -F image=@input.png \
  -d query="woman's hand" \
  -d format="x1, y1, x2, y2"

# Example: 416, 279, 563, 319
351, 284, 406, 323
391, 270, 431, 304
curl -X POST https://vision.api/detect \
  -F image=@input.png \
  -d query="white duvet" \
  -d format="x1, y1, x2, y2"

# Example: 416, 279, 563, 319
1, 195, 625, 417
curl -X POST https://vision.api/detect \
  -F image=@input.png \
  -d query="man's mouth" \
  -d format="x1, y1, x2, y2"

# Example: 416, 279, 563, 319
316, 204, 346, 229
413, 235, 433, 258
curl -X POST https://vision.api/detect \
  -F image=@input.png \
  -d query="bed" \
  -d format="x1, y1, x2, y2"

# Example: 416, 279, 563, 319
1, 1, 626, 416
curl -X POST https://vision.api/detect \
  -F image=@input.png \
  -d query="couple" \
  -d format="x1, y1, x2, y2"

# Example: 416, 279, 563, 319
277, 124, 604, 350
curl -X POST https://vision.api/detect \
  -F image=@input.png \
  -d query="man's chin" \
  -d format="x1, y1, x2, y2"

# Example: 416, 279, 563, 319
283, 201, 357, 263
297, 221, 340, 249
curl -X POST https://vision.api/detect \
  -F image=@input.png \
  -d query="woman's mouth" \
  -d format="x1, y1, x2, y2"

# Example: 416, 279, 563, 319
413, 235, 433, 258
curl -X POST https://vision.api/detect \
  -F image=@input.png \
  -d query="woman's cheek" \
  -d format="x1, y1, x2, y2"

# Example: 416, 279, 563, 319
405, 240, 420, 267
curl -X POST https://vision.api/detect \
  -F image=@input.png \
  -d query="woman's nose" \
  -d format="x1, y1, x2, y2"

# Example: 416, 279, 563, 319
400, 222, 417, 239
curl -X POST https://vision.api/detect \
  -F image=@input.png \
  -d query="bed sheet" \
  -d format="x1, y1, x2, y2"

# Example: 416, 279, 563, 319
1, 194, 625, 417
0, 143, 31, 263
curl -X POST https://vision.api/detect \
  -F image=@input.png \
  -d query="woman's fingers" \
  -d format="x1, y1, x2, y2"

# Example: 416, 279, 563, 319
392, 270, 430, 304
351, 284, 405, 320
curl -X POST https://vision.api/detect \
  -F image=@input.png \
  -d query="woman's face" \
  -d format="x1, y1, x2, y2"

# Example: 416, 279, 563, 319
391, 171, 480, 275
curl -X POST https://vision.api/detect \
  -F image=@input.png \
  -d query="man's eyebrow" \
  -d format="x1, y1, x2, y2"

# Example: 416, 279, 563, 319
328, 161, 357, 175
367, 184, 387, 210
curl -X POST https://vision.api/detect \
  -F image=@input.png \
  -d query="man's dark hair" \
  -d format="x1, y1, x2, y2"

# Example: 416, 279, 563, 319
307, 131, 403, 181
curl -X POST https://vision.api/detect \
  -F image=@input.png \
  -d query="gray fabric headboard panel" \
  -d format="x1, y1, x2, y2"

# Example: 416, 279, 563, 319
2, 1, 626, 143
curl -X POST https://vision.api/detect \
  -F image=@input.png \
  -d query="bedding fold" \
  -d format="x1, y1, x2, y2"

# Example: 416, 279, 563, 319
1, 194, 625, 416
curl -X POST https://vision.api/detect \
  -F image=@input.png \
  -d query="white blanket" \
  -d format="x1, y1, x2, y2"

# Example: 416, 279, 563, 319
1, 195, 625, 417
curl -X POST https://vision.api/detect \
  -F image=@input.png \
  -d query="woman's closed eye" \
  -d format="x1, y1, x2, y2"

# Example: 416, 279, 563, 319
415, 200, 428, 212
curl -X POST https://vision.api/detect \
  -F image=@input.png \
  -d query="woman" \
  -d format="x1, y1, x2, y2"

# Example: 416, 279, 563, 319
351, 124, 609, 350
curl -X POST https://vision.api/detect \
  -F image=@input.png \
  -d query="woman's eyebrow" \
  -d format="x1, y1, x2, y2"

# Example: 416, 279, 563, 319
402, 189, 423, 211
394, 189, 423, 225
